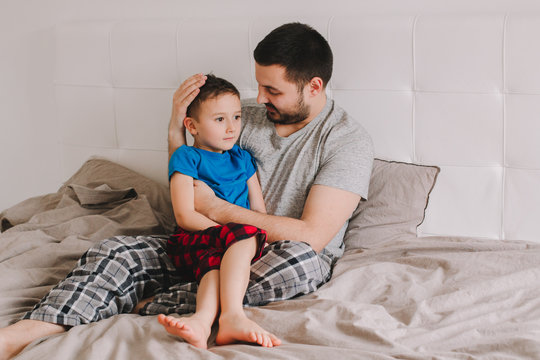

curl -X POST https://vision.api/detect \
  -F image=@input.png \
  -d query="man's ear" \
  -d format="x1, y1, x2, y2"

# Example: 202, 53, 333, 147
306, 77, 324, 97
184, 117, 198, 136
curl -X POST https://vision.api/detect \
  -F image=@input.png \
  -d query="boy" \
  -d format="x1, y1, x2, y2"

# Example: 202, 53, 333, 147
157, 74, 281, 348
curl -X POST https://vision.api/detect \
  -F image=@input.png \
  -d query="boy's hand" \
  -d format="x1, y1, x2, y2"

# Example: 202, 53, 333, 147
168, 73, 207, 157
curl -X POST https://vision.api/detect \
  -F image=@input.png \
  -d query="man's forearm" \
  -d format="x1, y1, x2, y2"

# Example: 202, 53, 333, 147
168, 123, 186, 160
207, 198, 328, 252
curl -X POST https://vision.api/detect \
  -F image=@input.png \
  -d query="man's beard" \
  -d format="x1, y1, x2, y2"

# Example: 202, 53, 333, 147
264, 95, 310, 125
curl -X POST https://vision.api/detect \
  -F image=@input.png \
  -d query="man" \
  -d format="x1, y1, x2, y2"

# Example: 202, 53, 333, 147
0, 22, 372, 359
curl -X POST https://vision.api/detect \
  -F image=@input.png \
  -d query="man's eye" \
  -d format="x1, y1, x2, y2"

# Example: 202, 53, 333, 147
235, 115, 241, 120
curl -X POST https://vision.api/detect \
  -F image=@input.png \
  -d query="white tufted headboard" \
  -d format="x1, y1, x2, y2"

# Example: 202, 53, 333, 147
54, 15, 540, 243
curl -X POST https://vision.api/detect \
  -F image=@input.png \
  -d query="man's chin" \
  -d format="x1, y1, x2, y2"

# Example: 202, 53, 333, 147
266, 112, 282, 123
266, 114, 306, 125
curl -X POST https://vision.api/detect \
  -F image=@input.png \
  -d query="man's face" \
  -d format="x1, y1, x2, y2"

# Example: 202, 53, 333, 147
255, 63, 310, 125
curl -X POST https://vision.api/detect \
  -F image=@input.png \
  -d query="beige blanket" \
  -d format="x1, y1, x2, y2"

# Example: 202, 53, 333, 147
2, 160, 540, 359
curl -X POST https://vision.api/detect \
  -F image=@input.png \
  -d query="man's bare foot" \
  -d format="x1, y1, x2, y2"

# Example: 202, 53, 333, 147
216, 313, 281, 348
157, 314, 211, 349
0, 333, 20, 360
0, 320, 66, 360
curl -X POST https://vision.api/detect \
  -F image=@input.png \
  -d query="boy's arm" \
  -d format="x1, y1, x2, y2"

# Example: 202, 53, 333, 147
168, 74, 207, 159
170, 172, 219, 231
246, 173, 266, 214
193, 182, 360, 253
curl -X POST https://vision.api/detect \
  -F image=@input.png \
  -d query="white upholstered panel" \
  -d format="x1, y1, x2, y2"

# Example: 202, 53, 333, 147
110, 21, 179, 88
55, 15, 540, 242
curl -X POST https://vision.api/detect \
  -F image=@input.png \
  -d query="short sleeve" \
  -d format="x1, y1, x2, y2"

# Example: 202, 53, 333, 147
168, 145, 200, 181
231, 145, 257, 179
314, 124, 374, 200
243, 149, 257, 179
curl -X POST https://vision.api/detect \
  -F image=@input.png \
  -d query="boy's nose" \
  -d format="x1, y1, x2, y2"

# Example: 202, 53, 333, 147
226, 120, 236, 132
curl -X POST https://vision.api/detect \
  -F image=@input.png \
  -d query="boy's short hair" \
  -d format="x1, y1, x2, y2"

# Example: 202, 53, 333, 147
186, 74, 240, 118
253, 22, 333, 91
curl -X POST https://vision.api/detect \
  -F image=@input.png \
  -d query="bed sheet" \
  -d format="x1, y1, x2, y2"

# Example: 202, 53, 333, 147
1, 160, 539, 359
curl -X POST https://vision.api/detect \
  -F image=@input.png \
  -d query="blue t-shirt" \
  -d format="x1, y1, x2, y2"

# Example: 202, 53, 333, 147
168, 145, 257, 209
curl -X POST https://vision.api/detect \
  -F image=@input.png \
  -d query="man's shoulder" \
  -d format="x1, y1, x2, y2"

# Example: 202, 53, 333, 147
325, 101, 372, 142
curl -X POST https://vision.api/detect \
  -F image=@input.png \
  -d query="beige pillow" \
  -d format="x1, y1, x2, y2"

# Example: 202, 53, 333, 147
344, 159, 440, 250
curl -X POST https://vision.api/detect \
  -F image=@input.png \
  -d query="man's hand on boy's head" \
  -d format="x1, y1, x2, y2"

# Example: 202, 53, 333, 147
168, 73, 207, 157
171, 73, 207, 127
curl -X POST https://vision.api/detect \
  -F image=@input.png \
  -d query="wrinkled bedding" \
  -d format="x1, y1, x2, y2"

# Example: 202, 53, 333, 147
1, 159, 540, 359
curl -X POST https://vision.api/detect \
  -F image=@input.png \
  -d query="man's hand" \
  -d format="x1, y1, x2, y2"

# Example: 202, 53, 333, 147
168, 73, 207, 159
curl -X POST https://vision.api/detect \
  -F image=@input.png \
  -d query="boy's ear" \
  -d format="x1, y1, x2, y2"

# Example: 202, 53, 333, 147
184, 117, 198, 136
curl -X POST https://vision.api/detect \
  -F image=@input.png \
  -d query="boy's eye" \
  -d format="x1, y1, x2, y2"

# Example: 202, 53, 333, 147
235, 115, 241, 120
215, 117, 224, 122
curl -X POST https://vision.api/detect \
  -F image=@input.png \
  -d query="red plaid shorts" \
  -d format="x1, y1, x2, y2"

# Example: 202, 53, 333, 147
167, 222, 267, 283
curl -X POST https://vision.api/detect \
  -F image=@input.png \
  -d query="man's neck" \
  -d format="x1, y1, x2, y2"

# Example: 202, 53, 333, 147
275, 95, 327, 138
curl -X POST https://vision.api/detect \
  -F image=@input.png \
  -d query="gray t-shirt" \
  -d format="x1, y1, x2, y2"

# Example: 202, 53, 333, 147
239, 98, 373, 258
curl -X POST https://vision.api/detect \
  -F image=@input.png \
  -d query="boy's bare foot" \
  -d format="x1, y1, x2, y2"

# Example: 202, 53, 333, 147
157, 314, 211, 349
216, 313, 281, 348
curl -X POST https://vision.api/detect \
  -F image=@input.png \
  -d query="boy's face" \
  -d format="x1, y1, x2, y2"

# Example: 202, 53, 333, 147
186, 93, 242, 153
255, 63, 310, 125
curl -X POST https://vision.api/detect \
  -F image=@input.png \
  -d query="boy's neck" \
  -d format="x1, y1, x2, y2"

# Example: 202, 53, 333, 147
193, 140, 225, 154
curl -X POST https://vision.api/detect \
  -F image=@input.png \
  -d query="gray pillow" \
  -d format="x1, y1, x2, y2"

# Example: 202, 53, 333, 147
344, 159, 440, 250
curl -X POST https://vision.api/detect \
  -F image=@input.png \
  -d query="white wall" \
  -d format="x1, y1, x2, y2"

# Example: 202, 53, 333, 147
2, 0, 540, 211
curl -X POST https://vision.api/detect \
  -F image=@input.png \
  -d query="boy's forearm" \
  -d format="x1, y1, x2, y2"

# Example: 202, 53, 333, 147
175, 210, 219, 232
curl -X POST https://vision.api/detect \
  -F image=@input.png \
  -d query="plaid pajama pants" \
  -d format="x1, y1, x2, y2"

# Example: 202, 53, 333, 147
23, 235, 335, 327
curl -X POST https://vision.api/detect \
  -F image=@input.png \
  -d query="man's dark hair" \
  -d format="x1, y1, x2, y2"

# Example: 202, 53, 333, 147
186, 74, 240, 118
253, 22, 333, 90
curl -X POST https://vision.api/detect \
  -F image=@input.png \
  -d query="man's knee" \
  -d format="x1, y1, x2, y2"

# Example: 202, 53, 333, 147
261, 240, 321, 274
244, 240, 330, 306
264, 240, 316, 257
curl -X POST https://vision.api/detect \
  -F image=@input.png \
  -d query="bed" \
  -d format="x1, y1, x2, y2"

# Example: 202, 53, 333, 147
2, 14, 540, 359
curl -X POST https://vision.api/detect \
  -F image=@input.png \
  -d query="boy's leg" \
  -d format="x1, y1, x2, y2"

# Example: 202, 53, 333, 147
158, 270, 219, 349
216, 237, 281, 347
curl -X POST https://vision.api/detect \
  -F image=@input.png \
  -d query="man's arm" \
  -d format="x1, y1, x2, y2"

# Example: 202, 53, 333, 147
168, 74, 207, 159
194, 182, 360, 253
